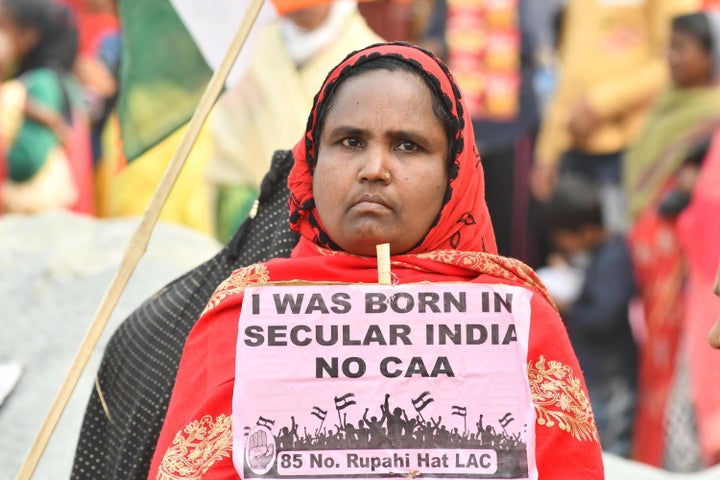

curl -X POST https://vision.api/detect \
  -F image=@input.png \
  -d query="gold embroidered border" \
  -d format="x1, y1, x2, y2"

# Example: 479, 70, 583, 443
417, 250, 557, 309
527, 355, 599, 442
202, 263, 270, 316
157, 414, 233, 480
418, 250, 539, 286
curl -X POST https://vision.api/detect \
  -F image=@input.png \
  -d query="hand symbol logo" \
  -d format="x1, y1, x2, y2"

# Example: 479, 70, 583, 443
246, 426, 276, 474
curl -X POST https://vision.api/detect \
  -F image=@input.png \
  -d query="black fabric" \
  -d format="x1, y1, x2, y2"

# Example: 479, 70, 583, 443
70, 150, 299, 480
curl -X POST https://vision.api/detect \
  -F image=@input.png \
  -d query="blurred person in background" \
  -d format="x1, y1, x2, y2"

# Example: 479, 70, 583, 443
70, 0, 120, 217
540, 174, 638, 458
206, 0, 382, 242
624, 11, 720, 222
0, 0, 93, 214
55, 0, 118, 59
625, 10, 720, 471
417, 0, 560, 267
71, 0, 120, 167
531, 0, 700, 235
676, 121, 720, 467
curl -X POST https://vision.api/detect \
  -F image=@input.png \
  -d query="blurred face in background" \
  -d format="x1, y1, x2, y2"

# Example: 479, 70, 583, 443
0, 3, 38, 67
668, 28, 714, 87
285, 3, 331, 30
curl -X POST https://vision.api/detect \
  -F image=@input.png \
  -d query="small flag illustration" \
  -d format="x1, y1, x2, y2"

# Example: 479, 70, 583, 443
311, 406, 328, 420
499, 412, 515, 428
451, 405, 467, 417
256, 416, 275, 429
411, 391, 435, 412
334, 393, 357, 411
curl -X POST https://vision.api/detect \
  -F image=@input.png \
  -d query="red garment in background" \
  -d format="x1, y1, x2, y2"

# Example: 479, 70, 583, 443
55, 0, 119, 57
628, 198, 685, 466
148, 43, 603, 479
678, 130, 720, 466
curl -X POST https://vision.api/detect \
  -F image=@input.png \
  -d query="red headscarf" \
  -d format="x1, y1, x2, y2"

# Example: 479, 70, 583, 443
288, 42, 498, 255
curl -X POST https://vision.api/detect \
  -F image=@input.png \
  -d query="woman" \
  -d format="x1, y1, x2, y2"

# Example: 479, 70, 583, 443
625, 11, 720, 469
148, 43, 603, 479
0, 0, 93, 214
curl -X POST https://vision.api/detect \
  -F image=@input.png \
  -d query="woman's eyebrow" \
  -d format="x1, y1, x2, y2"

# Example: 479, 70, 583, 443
325, 125, 369, 138
389, 129, 427, 141
325, 126, 430, 143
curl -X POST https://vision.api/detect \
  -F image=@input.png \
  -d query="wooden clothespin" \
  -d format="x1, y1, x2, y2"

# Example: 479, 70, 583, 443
376, 243, 391, 285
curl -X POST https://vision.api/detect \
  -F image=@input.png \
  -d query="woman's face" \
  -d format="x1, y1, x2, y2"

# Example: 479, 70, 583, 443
284, 4, 331, 31
668, 29, 713, 87
313, 68, 449, 256
0, 6, 37, 66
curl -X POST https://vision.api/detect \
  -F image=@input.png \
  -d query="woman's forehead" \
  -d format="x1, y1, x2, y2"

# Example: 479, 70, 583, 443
322, 69, 434, 126
334, 67, 425, 97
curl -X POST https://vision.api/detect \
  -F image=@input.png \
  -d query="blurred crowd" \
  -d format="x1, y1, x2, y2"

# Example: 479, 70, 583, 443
1, 0, 720, 474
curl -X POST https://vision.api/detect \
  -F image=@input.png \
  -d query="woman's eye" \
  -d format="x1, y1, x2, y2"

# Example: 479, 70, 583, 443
397, 141, 418, 152
342, 137, 362, 148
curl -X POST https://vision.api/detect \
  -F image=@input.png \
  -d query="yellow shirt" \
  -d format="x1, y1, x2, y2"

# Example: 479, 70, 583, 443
535, 0, 701, 167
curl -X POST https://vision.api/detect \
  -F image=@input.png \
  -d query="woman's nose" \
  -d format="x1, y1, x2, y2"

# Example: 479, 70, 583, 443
358, 145, 391, 183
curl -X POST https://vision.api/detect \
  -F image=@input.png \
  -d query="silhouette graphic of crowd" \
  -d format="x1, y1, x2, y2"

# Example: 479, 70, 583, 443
250, 392, 527, 453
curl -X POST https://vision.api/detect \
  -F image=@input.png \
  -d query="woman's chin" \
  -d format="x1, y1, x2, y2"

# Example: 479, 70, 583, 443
335, 231, 391, 256
338, 234, 416, 257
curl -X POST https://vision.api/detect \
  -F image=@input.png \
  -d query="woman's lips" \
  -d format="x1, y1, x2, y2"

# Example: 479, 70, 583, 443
352, 194, 391, 212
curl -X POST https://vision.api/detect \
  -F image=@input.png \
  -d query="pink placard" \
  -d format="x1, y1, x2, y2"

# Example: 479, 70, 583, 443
233, 283, 537, 479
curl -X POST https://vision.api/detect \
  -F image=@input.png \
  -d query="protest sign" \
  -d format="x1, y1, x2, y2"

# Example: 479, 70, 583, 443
233, 283, 537, 479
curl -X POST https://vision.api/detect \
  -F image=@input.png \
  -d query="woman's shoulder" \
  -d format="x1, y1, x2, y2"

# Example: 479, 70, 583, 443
201, 263, 273, 316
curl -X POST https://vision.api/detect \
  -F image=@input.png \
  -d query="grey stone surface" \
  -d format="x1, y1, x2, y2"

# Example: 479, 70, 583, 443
604, 453, 720, 479
0, 212, 220, 480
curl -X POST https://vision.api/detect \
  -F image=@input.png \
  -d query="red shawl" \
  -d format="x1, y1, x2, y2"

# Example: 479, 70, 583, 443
628, 191, 685, 466
148, 43, 602, 479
